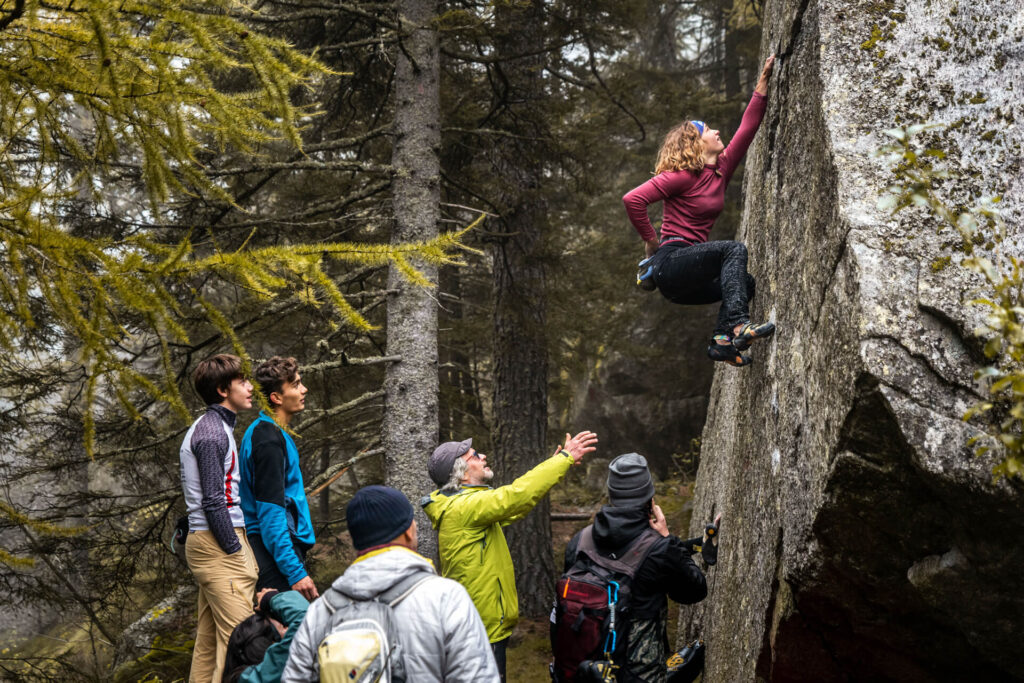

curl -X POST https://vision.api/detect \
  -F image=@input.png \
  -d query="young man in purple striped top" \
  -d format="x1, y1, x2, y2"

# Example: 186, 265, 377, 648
180, 354, 259, 682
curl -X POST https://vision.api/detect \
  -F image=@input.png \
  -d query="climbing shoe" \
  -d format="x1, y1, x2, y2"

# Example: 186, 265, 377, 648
577, 660, 618, 682
732, 320, 775, 350
666, 639, 705, 683
707, 336, 751, 367
636, 256, 657, 291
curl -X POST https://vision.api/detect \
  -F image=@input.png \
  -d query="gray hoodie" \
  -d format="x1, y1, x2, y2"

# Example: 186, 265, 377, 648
281, 545, 499, 682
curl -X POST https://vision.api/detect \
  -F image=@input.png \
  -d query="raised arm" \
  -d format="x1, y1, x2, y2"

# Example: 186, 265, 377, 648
645, 504, 707, 605
464, 432, 598, 528
718, 55, 775, 179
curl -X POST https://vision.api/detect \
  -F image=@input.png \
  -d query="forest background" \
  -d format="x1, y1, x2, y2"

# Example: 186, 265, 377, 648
0, 0, 765, 679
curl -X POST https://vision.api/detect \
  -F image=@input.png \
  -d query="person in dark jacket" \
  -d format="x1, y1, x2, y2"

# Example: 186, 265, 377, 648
561, 453, 707, 683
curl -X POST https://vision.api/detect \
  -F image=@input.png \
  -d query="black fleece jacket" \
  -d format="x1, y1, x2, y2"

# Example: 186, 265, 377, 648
563, 504, 707, 619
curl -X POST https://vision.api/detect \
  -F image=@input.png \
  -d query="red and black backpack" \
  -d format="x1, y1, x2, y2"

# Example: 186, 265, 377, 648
551, 526, 661, 682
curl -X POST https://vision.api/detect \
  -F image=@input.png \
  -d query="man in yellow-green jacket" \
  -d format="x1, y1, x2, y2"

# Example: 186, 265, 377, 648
422, 430, 598, 682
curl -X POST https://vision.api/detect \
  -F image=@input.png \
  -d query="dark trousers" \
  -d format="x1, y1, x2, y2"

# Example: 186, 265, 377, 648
651, 240, 756, 337
247, 533, 309, 592
491, 636, 509, 682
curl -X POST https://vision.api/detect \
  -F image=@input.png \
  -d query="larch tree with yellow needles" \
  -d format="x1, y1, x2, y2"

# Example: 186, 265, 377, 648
0, 1, 471, 659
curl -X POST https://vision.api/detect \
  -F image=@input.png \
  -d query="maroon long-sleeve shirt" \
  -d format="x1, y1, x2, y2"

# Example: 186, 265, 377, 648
623, 91, 767, 246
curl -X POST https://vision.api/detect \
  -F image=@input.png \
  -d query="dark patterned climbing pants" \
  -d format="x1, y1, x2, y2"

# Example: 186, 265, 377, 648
651, 240, 756, 338
622, 615, 668, 683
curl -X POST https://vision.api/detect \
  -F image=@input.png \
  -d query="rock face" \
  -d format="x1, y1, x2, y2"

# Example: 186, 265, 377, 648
681, 0, 1024, 681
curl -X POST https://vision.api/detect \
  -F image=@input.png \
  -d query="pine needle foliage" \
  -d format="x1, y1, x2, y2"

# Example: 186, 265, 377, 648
0, 1, 478, 458
0, 0, 326, 208
1, 217, 477, 458
878, 124, 1022, 481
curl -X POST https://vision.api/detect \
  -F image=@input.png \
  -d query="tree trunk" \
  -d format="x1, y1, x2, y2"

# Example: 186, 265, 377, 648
722, 0, 742, 98
489, 0, 555, 618
640, 0, 681, 71
439, 265, 486, 441
384, 0, 440, 560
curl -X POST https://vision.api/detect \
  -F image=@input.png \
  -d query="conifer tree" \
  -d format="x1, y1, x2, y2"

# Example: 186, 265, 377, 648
384, 0, 444, 560
0, 4, 471, 674
0, 0, 471, 458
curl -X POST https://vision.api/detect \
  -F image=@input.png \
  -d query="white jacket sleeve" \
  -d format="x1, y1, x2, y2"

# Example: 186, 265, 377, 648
281, 605, 321, 683
441, 582, 501, 682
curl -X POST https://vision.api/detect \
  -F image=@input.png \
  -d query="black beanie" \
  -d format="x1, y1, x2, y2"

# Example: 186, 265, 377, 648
607, 453, 655, 507
346, 485, 415, 551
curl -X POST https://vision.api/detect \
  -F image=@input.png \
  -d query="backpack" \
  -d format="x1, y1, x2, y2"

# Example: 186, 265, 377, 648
316, 570, 434, 683
551, 526, 661, 682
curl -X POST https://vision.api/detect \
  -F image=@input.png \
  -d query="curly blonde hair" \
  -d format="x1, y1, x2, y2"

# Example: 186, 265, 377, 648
655, 121, 705, 174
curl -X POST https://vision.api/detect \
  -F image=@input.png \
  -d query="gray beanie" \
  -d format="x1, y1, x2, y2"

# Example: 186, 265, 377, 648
607, 453, 655, 507
428, 438, 473, 486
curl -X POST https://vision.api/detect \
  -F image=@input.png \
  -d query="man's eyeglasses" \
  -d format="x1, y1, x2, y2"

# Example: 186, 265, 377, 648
464, 450, 484, 461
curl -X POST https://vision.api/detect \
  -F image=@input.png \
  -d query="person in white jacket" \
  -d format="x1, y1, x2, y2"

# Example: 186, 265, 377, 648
281, 485, 499, 682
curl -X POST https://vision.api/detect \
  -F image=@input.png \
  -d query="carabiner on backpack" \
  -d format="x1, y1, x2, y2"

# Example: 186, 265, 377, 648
606, 581, 619, 606
603, 580, 621, 659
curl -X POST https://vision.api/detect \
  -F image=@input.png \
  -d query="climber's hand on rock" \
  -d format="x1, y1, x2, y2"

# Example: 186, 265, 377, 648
756, 55, 776, 94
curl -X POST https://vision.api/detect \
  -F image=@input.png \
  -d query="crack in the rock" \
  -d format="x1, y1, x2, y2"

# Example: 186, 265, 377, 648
781, 0, 814, 58
863, 333, 983, 403
917, 301, 988, 366
765, 0, 814, 161
762, 0, 852, 340
811, 221, 850, 333
755, 527, 785, 680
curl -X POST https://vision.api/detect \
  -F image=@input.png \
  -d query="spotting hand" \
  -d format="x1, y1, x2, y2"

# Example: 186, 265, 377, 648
292, 575, 319, 600
562, 430, 598, 465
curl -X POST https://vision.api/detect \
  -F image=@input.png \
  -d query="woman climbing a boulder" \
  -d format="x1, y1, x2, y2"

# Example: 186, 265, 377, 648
623, 54, 777, 366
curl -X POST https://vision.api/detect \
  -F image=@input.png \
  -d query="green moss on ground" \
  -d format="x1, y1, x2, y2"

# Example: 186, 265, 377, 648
113, 632, 194, 683
508, 617, 556, 683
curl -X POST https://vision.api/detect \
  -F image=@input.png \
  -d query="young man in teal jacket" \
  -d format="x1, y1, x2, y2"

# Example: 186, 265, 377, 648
240, 356, 318, 601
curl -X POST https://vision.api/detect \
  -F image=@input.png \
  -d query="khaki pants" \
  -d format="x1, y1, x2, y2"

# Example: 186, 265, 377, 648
185, 528, 257, 683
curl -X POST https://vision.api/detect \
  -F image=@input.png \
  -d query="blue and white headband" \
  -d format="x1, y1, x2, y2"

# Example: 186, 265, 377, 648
691, 120, 707, 136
